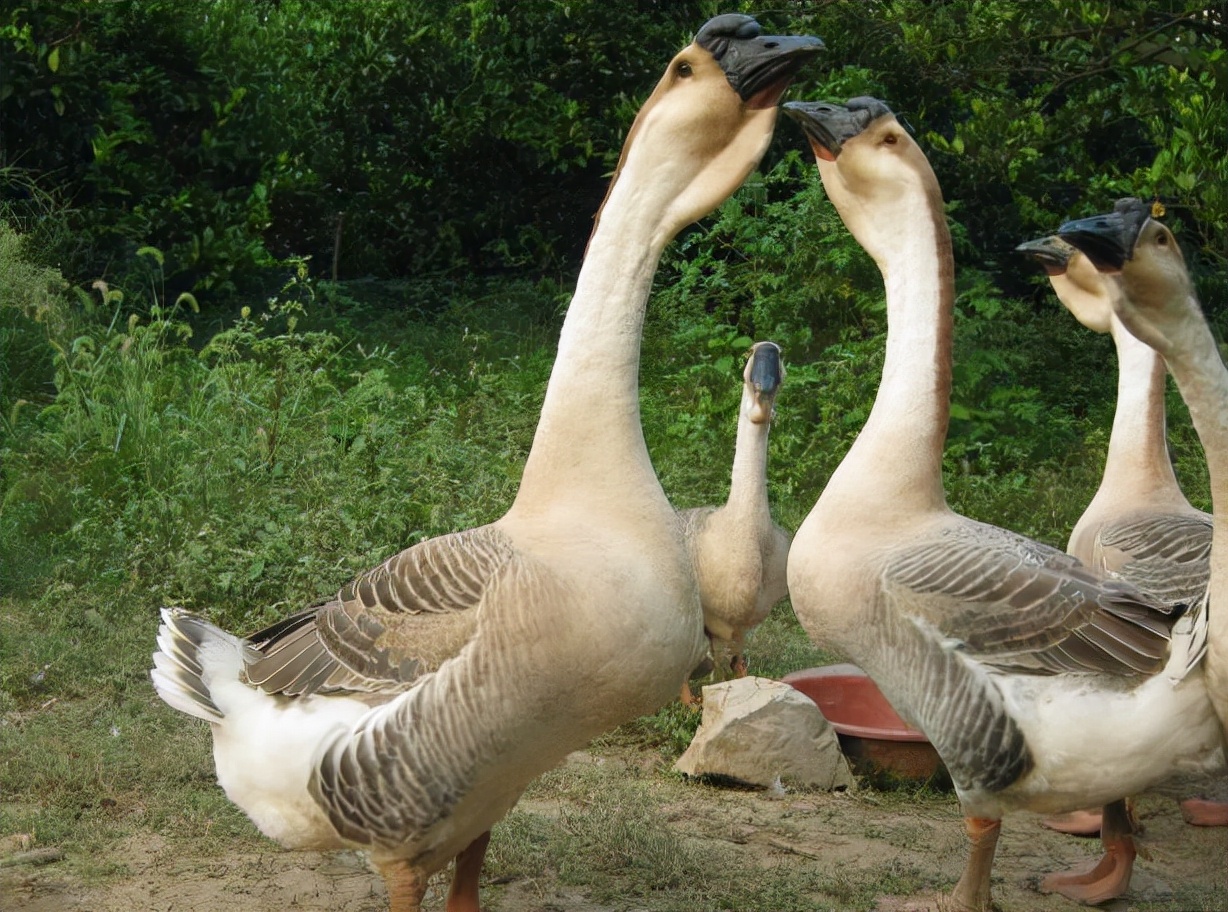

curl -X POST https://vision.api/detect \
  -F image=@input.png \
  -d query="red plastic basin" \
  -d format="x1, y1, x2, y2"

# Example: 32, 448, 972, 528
783, 664, 947, 787
782, 663, 928, 742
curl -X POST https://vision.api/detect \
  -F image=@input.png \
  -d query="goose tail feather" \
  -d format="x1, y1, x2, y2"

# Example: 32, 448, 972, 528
1166, 594, 1209, 685
151, 607, 249, 724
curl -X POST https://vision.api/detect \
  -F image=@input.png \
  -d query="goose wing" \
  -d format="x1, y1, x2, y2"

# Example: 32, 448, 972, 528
884, 519, 1183, 677
243, 525, 514, 696
1094, 512, 1212, 606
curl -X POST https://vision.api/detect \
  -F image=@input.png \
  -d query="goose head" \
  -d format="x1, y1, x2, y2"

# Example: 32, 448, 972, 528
744, 340, 784, 424
782, 97, 942, 266
594, 15, 822, 245
1059, 199, 1196, 355
1016, 235, 1113, 333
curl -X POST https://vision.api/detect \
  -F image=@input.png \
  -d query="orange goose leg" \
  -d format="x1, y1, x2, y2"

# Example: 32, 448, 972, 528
680, 678, 700, 707
380, 858, 428, 912
947, 816, 1000, 912
730, 633, 749, 678
1040, 798, 1137, 904
446, 830, 491, 912
681, 646, 714, 707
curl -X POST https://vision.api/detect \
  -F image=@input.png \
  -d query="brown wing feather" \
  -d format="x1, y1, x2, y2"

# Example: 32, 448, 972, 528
1095, 512, 1212, 606
244, 525, 514, 696
885, 518, 1182, 677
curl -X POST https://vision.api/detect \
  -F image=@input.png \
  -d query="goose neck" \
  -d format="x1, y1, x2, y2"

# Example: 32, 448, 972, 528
726, 398, 772, 517
1099, 318, 1182, 499
834, 213, 952, 511
1162, 306, 1228, 514
514, 192, 667, 506
1162, 295, 1228, 734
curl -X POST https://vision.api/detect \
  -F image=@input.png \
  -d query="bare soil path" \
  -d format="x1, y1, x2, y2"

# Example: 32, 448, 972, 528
4, 746, 1225, 911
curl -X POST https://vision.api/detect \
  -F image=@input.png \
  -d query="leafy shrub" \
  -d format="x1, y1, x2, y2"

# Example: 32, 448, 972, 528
7, 1, 1221, 306
0, 227, 567, 631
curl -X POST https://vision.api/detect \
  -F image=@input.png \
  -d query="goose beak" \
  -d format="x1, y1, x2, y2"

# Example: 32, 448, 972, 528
745, 341, 783, 424
1058, 198, 1152, 273
1015, 235, 1074, 276
783, 96, 893, 160
696, 14, 824, 110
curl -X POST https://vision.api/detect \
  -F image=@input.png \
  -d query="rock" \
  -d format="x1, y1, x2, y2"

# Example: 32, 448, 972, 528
674, 676, 855, 791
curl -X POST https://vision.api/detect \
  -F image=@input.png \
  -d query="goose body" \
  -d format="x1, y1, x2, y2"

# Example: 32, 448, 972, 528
783, 100, 1224, 912
151, 17, 821, 911
1019, 236, 1227, 852
680, 341, 791, 698
1061, 199, 1228, 746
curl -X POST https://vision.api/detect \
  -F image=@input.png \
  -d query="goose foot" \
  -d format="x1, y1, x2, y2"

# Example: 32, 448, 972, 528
1039, 800, 1136, 905
446, 830, 491, 912
731, 654, 749, 677
380, 858, 427, 912
1038, 838, 1135, 905
944, 816, 1000, 912
1179, 797, 1228, 826
1041, 808, 1102, 836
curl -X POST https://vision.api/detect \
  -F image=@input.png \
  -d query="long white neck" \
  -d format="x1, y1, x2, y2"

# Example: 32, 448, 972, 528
513, 167, 674, 511
1159, 296, 1228, 731
726, 391, 772, 521
1161, 304, 1228, 515
824, 206, 952, 513
1096, 315, 1185, 504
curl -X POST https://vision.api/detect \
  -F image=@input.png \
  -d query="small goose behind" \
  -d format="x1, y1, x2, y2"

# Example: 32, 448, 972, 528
679, 341, 792, 703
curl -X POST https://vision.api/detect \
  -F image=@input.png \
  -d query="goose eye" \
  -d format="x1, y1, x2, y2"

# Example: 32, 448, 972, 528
1156, 233, 1168, 246
883, 133, 898, 145
677, 62, 693, 78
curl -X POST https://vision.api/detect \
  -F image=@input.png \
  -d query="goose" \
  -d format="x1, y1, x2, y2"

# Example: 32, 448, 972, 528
1060, 197, 1228, 783
1016, 235, 1211, 605
679, 340, 792, 704
150, 16, 821, 912
782, 98, 1225, 911
1018, 234, 1228, 835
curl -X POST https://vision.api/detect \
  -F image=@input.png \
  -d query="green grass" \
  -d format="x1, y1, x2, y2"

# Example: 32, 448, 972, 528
494, 759, 841, 912
0, 617, 260, 884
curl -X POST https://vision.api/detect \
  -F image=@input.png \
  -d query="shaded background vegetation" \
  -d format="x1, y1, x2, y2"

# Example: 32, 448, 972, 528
2, 0, 1226, 683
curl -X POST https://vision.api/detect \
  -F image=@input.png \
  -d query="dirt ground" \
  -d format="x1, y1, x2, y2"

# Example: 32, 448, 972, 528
4, 745, 1226, 912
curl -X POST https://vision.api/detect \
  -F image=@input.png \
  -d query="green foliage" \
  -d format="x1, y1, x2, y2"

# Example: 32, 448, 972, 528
4, 0, 1224, 317
0, 227, 556, 629
1, 1, 287, 295
1, 0, 719, 293
0, 220, 68, 413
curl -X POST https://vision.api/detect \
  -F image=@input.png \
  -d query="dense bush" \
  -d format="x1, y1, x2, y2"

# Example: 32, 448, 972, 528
3, 2, 1224, 301
1, 0, 718, 291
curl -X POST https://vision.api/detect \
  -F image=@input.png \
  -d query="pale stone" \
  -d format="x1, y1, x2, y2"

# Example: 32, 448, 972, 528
674, 676, 855, 791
